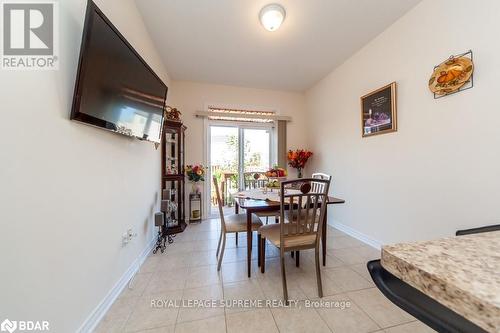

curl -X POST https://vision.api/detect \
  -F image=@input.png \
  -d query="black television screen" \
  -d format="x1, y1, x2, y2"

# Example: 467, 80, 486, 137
71, 1, 167, 143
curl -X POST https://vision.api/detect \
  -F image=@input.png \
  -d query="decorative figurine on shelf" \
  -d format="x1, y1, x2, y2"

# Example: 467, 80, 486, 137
164, 106, 182, 122
287, 149, 313, 178
164, 200, 178, 228
165, 165, 178, 175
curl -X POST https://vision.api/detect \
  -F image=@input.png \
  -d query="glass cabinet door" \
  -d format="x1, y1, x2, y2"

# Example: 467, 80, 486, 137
179, 128, 184, 175
161, 121, 186, 233
164, 129, 179, 175
163, 180, 180, 227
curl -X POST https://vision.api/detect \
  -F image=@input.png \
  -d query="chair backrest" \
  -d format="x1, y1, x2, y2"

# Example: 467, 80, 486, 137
279, 178, 331, 248
244, 172, 268, 190
312, 173, 332, 195
212, 176, 227, 232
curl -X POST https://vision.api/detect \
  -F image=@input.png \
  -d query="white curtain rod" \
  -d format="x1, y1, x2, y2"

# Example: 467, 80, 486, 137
195, 111, 292, 121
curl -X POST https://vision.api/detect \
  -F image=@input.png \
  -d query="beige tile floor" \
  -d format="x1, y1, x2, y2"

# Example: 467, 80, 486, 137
95, 218, 435, 333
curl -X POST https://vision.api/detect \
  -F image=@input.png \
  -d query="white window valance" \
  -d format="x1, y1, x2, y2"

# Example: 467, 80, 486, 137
195, 106, 291, 123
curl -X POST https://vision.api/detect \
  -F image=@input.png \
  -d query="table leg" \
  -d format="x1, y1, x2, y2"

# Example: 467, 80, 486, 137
235, 201, 239, 214
247, 209, 252, 278
257, 234, 261, 267
322, 205, 328, 266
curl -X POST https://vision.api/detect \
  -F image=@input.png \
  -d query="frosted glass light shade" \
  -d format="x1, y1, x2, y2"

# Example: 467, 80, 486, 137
259, 4, 286, 32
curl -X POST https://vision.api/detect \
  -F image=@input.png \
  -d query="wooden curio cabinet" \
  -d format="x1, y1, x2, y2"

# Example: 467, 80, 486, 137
161, 120, 187, 235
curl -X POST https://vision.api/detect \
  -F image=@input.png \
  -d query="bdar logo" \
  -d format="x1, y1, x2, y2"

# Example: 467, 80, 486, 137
0, 319, 49, 332
0, 319, 17, 333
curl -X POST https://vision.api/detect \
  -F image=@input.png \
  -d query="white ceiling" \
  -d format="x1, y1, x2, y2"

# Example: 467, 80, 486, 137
136, 0, 421, 91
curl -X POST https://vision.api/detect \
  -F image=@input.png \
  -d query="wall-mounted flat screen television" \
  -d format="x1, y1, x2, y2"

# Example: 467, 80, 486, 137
71, 0, 167, 143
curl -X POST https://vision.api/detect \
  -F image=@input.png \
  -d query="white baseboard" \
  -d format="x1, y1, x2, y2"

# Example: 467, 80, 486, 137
77, 237, 156, 333
330, 219, 383, 250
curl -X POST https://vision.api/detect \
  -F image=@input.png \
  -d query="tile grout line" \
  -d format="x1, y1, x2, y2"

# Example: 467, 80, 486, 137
345, 288, 384, 331
120, 271, 154, 332
267, 302, 281, 333
221, 256, 229, 333
172, 283, 186, 332
311, 305, 336, 333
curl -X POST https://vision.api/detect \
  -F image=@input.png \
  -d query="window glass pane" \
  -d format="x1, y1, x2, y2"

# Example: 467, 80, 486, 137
210, 126, 239, 210
243, 128, 270, 173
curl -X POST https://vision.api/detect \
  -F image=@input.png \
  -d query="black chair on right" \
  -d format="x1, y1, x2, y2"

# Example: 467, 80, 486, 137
455, 224, 500, 236
366, 260, 487, 333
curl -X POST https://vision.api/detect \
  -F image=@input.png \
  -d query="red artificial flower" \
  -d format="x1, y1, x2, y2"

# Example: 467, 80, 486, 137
287, 149, 313, 169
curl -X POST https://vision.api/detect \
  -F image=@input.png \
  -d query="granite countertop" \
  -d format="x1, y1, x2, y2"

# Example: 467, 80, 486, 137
381, 231, 500, 333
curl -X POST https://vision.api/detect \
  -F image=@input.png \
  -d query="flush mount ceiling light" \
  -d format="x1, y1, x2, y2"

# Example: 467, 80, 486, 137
259, 4, 286, 32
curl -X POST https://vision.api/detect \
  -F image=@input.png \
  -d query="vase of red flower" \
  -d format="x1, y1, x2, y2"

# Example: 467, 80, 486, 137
297, 167, 303, 179
185, 164, 205, 193
287, 149, 313, 178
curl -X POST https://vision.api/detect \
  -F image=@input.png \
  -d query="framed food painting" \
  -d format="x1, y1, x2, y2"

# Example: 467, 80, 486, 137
361, 82, 397, 137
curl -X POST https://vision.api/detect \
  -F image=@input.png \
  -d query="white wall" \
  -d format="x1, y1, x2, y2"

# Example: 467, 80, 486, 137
305, 0, 500, 246
169, 80, 308, 171
0, 0, 169, 331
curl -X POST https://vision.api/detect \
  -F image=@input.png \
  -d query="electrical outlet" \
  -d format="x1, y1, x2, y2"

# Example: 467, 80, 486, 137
122, 229, 138, 246
122, 232, 129, 246
127, 228, 134, 241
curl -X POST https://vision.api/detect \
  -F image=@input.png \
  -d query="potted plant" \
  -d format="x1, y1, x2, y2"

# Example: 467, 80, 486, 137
287, 149, 313, 178
185, 164, 205, 193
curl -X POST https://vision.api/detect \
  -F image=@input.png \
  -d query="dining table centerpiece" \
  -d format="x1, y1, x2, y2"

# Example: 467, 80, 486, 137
264, 166, 287, 190
265, 166, 287, 178
287, 149, 313, 178
185, 164, 205, 193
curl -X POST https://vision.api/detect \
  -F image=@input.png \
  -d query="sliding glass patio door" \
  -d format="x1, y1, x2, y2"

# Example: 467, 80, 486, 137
209, 123, 273, 215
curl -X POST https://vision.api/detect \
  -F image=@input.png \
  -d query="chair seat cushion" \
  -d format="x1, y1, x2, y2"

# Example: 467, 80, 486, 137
258, 223, 317, 248
254, 211, 280, 217
225, 213, 263, 233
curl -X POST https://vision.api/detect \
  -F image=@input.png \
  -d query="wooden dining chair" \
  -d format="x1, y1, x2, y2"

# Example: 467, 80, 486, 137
213, 176, 263, 271
311, 172, 332, 226
288, 173, 331, 262
244, 172, 281, 225
252, 172, 280, 224
258, 178, 331, 302
312, 172, 332, 186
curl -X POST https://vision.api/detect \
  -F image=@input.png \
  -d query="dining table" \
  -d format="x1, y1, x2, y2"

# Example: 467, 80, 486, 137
380, 231, 500, 332
234, 189, 345, 278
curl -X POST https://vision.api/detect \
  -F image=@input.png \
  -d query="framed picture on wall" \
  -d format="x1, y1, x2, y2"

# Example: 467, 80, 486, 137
361, 82, 397, 137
